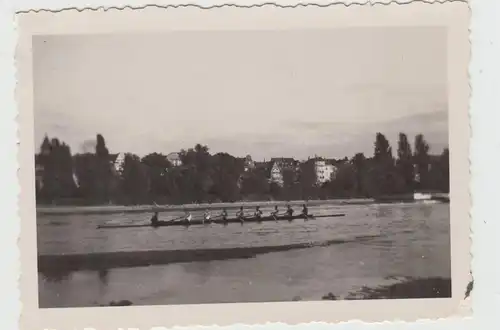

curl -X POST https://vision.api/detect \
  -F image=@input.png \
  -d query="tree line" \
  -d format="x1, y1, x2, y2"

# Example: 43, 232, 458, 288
35, 132, 449, 206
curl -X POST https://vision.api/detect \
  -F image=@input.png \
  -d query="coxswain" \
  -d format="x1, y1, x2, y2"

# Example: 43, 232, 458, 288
254, 206, 263, 221
150, 212, 159, 227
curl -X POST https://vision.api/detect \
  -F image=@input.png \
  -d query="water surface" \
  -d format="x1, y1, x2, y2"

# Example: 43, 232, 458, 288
37, 202, 451, 307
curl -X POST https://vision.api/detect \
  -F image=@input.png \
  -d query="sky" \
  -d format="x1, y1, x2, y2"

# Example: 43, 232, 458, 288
33, 28, 448, 161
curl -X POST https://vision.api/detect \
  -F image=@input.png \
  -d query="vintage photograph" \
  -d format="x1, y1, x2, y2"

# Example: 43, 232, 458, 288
34, 27, 453, 307
17, 2, 471, 327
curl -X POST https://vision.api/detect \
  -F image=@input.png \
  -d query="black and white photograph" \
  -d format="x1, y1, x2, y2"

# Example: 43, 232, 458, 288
16, 2, 471, 325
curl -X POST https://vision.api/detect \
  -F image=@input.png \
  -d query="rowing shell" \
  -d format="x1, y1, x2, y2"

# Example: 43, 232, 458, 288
97, 213, 345, 229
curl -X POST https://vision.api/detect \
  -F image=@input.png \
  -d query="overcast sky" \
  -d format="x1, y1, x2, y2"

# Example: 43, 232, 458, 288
33, 28, 448, 160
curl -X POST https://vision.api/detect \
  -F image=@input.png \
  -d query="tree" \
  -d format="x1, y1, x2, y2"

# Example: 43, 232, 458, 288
94, 134, 112, 203
120, 153, 150, 204
439, 148, 450, 193
327, 163, 357, 198
371, 133, 399, 196
297, 159, 317, 199
95, 134, 109, 157
396, 133, 414, 192
177, 144, 213, 203
74, 153, 98, 203
209, 153, 244, 202
414, 134, 430, 190
427, 148, 450, 193
374, 133, 393, 162
240, 166, 270, 200
141, 153, 171, 200
37, 136, 77, 203
351, 153, 368, 197
282, 167, 297, 200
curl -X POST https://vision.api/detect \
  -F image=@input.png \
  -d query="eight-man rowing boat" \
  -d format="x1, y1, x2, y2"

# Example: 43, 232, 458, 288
97, 213, 345, 229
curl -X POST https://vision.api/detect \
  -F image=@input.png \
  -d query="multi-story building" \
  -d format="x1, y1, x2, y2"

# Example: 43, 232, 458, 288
244, 155, 255, 172
111, 152, 126, 174
166, 152, 182, 167
269, 157, 297, 186
314, 158, 338, 184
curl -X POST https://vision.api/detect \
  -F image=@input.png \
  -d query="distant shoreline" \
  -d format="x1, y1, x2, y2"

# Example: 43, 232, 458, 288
36, 193, 449, 216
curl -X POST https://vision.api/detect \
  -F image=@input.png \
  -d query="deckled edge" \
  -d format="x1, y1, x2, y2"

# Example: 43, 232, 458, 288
13, 0, 468, 15
11, 0, 473, 329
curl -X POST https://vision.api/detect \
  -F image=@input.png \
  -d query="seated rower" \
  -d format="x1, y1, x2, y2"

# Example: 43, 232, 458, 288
254, 206, 263, 221
150, 212, 159, 227
271, 205, 279, 220
203, 209, 212, 223
236, 206, 245, 222
185, 211, 193, 224
221, 208, 228, 223
301, 204, 309, 219
286, 204, 294, 218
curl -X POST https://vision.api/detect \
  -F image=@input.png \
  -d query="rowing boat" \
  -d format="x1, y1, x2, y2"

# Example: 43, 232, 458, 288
97, 213, 345, 229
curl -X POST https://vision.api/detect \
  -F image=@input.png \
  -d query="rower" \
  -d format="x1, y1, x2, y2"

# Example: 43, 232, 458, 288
150, 212, 159, 227
271, 205, 279, 216
236, 206, 245, 223
203, 209, 212, 224
271, 205, 279, 221
184, 211, 193, 225
254, 206, 263, 221
221, 208, 228, 225
301, 204, 309, 220
286, 204, 294, 220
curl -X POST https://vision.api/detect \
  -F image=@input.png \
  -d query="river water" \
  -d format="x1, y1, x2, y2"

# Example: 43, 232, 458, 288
37, 202, 451, 307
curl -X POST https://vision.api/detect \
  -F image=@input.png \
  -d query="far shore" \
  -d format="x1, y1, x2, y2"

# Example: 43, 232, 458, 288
36, 193, 449, 216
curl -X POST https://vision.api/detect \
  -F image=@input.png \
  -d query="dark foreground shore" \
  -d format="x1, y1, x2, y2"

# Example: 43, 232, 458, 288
38, 234, 381, 275
342, 277, 451, 300
100, 277, 452, 306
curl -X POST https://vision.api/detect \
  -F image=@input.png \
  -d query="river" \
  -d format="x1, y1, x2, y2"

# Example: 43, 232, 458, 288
37, 202, 451, 307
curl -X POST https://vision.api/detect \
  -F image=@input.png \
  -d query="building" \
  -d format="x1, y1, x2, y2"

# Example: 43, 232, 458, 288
314, 158, 338, 184
34, 155, 44, 191
243, 155, 255, 172
110, 152, 126, 174
166, 152, 182, 167
269, 157, 297, 186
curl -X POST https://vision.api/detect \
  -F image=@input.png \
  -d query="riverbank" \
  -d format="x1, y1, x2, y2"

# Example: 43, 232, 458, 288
36, 193, 449, 216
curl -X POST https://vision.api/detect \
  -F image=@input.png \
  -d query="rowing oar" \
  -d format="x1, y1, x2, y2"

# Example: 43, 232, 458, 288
202, 214, 222, 224
271, 213, 287, 222
164, 215, 186, 223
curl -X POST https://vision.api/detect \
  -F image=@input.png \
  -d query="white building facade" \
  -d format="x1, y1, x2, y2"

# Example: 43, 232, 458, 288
314, 159, 337, 184
167, 152, 182, 167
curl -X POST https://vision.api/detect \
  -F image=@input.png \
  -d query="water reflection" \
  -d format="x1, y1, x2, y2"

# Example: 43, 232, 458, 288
98, 269, 109, 285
